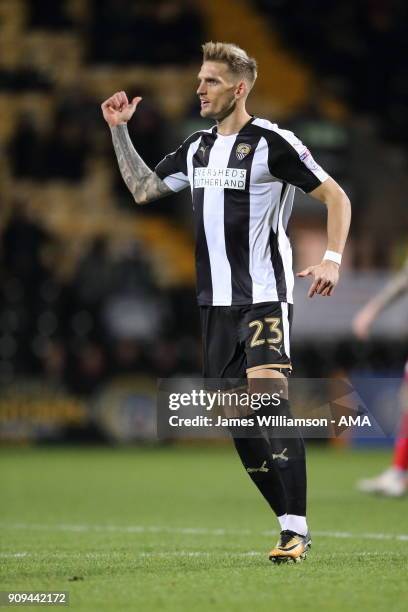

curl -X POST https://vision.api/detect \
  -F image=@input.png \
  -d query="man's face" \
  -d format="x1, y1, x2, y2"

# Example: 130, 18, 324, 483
196, 61, 239, 120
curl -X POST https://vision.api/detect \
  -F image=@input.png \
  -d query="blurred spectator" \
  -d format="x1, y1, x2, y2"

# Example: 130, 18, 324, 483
72, 238, 114, 306
27, 0, 73, 30
46, 121, 87, 181
0, 200, 54, 375
46, 95, 89, 180
9, 111, 87, 182
151, 339, 180, 377
41, 339, 66, 385
8, 114, 49, 180
87, 0, 203, 65
67, 340, 108, 396
87, 0, 149, 64
54, 88, 101, 146
110, 338, 151, 376
257, 0, 408, 149
150, 0, 204, 65
0, 67, 52, 92
1, 200, 52, 289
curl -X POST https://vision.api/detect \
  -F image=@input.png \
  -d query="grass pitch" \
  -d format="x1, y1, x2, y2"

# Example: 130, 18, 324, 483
1, 444, 407, 611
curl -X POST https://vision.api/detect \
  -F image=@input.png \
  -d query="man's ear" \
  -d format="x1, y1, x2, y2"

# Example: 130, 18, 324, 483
235, 80, 247, 99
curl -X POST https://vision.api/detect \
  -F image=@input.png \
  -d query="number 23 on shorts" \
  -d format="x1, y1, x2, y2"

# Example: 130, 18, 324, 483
248, 317, 283, 348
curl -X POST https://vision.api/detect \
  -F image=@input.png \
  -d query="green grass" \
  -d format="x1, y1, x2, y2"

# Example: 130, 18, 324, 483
1, 445, 407, 611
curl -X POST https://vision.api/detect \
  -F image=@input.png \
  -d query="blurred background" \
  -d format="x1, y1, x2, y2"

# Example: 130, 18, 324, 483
0, 0, 407, 444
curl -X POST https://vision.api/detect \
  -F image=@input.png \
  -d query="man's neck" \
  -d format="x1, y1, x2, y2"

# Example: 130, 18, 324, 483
216, 108, 252, 136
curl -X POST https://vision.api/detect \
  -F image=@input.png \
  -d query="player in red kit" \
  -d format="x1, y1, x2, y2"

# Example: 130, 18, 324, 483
354, 257, 408, 496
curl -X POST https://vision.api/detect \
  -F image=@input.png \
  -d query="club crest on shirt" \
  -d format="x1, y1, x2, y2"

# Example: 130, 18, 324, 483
236, 143, 251, 160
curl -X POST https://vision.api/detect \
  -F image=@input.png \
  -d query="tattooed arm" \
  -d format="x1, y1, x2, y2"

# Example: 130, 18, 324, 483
101, 91, 172, 204
110, 124, 172, 204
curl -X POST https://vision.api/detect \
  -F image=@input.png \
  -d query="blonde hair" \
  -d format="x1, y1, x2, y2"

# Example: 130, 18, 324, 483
202, 41, 257, 88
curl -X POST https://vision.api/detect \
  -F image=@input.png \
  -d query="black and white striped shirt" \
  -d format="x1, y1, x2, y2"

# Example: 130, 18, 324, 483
155, 117, 328, 306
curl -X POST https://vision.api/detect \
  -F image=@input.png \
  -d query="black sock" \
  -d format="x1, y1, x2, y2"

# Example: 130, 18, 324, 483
229, 424, 288, 518
258, 398, 307, 517
267, 435, 307, 516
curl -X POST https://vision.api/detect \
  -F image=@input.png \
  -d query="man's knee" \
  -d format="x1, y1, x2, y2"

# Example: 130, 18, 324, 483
248, 368, 288, 399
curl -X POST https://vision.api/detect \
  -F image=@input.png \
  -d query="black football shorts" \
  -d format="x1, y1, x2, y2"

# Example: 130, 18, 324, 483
200, 301, 293, 379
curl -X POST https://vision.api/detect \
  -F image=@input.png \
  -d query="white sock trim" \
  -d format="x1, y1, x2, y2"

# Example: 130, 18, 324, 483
285, 514, 308, 536
277, 514, 287, 530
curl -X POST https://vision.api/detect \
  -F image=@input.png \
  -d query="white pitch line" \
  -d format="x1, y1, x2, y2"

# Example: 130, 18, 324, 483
0, 523, 407, 543
0, 551, 263, 559
139, 551, 262, 557
139, 551, 401, 557
0, 523, 248, 536
0, 551, 399, 560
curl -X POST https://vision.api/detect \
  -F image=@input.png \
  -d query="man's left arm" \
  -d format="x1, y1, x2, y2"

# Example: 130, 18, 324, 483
297, 177, 351, 297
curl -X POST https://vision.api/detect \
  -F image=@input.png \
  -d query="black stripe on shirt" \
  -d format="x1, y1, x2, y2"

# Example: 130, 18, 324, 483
155, 131, 204, 180
265, 130, 322, 193
248, 125, 323, 194
269, 182, 288, 302
280, 182, 294, 233
192, 131, 217, 305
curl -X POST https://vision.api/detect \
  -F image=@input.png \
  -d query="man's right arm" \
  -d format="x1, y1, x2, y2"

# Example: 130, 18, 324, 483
110, 124, 172, 205
101, 91, 172, 205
